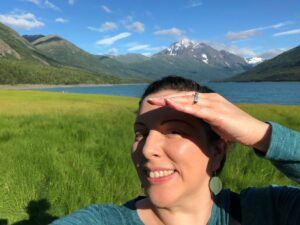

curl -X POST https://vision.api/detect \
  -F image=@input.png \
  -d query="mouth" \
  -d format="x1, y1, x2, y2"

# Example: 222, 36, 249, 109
144, 169, 177, 185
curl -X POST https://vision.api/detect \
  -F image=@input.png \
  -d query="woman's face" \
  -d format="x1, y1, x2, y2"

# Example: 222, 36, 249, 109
131, 89, 222, 207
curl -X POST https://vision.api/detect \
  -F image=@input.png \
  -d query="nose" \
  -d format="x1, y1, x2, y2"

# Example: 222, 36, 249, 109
142, 129, 164, 160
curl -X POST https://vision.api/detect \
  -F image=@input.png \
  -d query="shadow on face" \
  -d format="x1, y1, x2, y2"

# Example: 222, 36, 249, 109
131, 104, 224, 185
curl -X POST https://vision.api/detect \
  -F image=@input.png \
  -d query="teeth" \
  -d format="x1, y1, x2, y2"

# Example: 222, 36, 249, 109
149, 170, 175, 178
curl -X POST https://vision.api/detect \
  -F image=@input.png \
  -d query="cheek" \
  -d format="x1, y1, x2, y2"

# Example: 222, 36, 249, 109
168, 140, 210, 172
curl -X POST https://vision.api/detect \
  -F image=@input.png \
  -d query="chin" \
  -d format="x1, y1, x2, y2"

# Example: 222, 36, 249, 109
146, 188, 180, 208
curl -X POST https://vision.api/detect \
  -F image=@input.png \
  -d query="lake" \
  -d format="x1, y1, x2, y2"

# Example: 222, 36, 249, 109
38, 82, 300, 105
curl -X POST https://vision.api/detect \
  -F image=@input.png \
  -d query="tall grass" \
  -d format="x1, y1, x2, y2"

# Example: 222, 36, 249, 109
0, 90, 299, 224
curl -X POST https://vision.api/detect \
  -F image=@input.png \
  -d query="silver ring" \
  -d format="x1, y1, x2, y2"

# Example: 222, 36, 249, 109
193, 92, 199, 104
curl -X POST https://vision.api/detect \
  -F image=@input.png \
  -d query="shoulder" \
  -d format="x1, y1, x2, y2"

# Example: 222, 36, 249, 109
240, 185, 300, 204
51, 203, 140, 225
240, 185, 300, 224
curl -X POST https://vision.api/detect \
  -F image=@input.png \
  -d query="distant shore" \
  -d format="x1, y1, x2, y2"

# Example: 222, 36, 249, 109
0, 83, 148, 90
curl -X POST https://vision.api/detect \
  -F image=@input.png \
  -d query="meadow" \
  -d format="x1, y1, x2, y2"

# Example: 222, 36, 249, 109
0, 90, 299, 225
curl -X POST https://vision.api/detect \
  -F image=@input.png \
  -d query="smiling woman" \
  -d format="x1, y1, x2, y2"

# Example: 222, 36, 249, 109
51, 76, 300, 225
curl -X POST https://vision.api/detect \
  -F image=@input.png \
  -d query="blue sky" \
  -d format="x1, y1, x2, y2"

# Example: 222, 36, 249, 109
0, 0, 300, 58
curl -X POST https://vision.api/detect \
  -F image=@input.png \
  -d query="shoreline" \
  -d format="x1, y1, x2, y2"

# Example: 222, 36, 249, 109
1, 81, 299, 90
0, 83, 148, 90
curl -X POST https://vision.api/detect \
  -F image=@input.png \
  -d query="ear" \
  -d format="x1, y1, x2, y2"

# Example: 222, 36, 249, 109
211, 138, 228, 172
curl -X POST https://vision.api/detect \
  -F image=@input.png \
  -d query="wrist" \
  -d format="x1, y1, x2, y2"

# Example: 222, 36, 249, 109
252, 121, 272, 153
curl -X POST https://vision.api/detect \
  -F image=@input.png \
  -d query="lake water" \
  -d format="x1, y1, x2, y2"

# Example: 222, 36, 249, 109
39, 82, 300, 105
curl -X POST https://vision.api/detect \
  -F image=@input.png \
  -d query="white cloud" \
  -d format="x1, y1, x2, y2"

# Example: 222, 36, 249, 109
246, 57, 264, 64
88, 22, 118, 32
128, 44, 149, 51
121, 16, 144, 33
226, 21, 292, 41
141, 52, 152, 56
127, 44, 166, 53
0, 12, 44, 30
55, 18, 68, 23
123, 42, 139, 48
96, 32, 131, 45
125, 21, 145, 33
107, 48, 118, 55
25, 0, 60, 11
24, 0, 61, 11
224, 46, 257, 58
44, 0, 61, 11
186, 0, 202, 8
273, 28, 300, 37
25, 0, 40, 5
87, 26, 101, 32
201, 40, 287, 60
259, 48, 286, 59
205, 41, 257, 57
148, 46, 167, 52
101, 5, 112, 13
153, 27, 185, 36
271, 22, 291, 29
225, 29, 260, 41
68, 0, 75, 5
100, 22, 118, 32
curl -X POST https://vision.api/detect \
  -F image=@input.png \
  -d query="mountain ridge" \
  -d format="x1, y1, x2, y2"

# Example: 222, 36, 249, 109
224, 45, 300, 82
27, 34, 252, 82
0, 22, 124, 84
2, 22, 299, 84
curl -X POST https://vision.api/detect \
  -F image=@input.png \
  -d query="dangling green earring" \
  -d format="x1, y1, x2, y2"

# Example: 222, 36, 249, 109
209, 171, 222, 195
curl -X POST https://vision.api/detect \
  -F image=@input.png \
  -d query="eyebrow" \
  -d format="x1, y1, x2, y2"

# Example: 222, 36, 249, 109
134, 119, 195, 129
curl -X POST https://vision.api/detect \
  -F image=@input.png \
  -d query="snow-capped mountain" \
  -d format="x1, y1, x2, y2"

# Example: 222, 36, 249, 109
245, 56, 264, 65
154, 38, 250, 69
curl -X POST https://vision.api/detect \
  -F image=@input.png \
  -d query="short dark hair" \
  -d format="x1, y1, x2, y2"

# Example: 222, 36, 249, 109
139, 75, 215, 106
139, 75, 225, 174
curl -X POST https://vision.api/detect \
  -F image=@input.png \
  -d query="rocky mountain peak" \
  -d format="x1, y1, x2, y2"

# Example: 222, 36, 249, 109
155, 39, 249, 69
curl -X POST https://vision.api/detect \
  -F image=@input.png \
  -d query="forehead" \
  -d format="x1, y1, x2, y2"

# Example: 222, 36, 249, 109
140, 89, 186, 114
137, 89, 198, 124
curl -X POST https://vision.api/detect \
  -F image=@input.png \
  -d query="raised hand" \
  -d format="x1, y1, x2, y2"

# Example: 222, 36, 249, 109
147, 92, 271, 153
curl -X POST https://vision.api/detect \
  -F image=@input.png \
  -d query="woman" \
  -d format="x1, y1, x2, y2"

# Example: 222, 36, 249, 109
52, 76, 300, 225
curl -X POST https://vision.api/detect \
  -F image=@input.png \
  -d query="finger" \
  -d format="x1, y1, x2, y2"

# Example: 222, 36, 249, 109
167, 94, 221, 110
148, 94, 213, 108
148, 91, 195, 100
147, 93, 199, 106
164, 98, 220, 125
147, 92, 228, 111
167, 95, 195, 105
147, 92, 194, 106
149, 92, 225, 102
169, 92, 228, 103
147, 97, 166, 106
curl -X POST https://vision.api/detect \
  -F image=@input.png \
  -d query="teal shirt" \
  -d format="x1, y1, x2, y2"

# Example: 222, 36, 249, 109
51, 122, 300, 225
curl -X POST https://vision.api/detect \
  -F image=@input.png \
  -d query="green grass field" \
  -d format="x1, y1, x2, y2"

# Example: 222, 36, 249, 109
0, 90, 299, 224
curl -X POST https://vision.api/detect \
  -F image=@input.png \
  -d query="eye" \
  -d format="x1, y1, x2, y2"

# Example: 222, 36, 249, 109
166, 129, 185, 136
134, 131, 148, 141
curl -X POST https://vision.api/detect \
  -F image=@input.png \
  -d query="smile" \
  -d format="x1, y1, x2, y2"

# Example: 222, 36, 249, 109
148, 170, 175, 178
145, 169, 177, 184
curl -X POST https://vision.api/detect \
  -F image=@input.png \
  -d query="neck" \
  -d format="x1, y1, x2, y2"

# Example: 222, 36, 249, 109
137, 187, 214, 225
